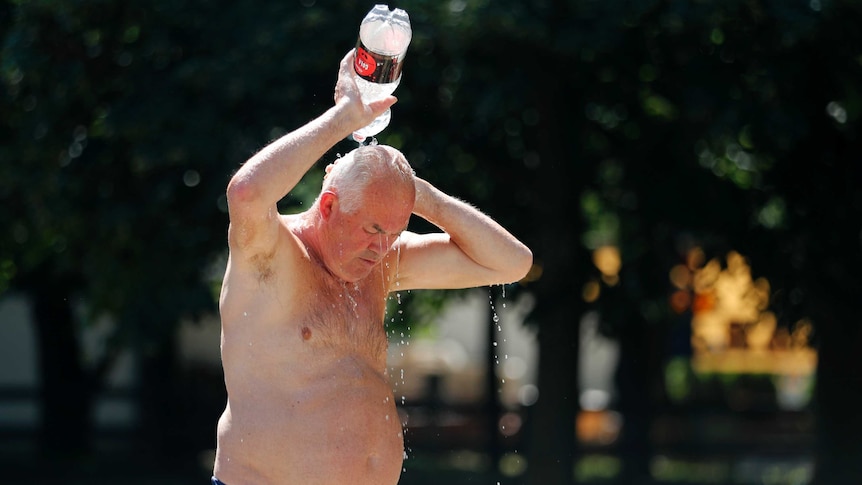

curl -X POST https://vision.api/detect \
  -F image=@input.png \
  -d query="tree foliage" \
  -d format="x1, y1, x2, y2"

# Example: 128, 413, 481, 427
2, 0, 861, 483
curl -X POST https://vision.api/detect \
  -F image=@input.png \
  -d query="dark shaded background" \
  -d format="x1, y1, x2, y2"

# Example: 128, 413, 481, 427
1, 1, 860, 484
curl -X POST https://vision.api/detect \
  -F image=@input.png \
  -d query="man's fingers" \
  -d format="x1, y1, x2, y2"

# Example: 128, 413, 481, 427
368, 96, 398, 116
339, 49, 355, 75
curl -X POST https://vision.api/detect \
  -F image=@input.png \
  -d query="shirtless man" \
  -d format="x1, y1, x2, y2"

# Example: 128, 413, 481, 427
212, 50, 533, 485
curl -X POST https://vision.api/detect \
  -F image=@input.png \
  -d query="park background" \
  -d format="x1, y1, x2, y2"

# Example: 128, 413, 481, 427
1, 1, 860, 484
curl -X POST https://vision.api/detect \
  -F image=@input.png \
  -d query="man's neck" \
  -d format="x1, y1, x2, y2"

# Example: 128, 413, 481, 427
293, 212, 345, 282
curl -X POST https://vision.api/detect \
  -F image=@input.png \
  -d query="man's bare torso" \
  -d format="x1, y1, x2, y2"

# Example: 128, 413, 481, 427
214, 217, 404, 485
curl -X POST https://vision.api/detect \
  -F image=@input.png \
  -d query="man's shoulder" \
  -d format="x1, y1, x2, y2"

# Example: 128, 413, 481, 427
225, 214, 312, 282
281, 212, 305, 236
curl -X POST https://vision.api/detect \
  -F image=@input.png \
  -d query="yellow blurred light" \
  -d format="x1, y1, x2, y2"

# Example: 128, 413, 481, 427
684, 250, 817, 378
693, 259, 721, 293
669, 264, 692, 289
745, 311, 776, 351
753, 277, 771, 311
773, 327, 792, 350
692, 311, 730, 351
593, 245, 621, 277
691, 348, 817, 376
691, 291, 716, 314
792, 319, 813, 348
583, 280, 601, 303
601, 274, 620, 286
576, 410, 622, 446
686, 247, 705, 270
670, 290, 691, 314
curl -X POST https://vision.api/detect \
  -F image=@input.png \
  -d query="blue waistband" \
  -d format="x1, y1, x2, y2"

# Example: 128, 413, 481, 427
212, 477, 227, 485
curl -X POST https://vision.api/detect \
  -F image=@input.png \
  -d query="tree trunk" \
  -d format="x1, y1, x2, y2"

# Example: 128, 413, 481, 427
137, 335, 188, 465
524, 301, 580, 485
811, 301, 862, 484
30, 279, 93, 462
614, 311, 656, 485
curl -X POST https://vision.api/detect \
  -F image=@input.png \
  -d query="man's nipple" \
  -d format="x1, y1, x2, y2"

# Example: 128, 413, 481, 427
301, 326, 312, 341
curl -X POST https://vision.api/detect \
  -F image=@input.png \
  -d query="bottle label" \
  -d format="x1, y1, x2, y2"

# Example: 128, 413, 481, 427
354, 40, 405, 84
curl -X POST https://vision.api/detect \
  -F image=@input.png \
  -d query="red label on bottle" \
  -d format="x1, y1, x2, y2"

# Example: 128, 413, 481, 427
354, 47, 376, 77
353, 39, 405, 84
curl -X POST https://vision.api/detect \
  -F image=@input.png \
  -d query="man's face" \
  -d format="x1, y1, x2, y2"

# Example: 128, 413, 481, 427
324, 186, 412, 282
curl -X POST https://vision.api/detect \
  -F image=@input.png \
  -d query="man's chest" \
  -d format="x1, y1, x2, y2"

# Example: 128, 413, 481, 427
295, 276, 391, 357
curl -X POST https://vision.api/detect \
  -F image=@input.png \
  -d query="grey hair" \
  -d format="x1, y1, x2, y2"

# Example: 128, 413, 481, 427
322, 145, 415, 214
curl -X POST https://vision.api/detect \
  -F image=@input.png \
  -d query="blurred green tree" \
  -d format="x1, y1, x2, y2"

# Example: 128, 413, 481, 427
0, 0, 370, 462
2, 0, 861, 484
395, 1, 861, 484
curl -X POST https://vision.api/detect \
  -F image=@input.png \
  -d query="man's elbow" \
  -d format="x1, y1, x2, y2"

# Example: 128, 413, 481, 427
506, 244, 534, 284
226, 174, 263, 212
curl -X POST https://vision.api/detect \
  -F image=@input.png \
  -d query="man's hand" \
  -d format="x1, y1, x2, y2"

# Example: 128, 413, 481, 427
400, 176, 533, 290
334, 49, 398, 132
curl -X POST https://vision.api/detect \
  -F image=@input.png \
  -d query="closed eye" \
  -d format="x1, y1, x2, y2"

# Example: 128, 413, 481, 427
366, 223, 407, 238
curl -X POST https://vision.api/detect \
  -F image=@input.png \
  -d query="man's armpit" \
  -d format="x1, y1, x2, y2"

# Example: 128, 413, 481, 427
250, 250, 277, 283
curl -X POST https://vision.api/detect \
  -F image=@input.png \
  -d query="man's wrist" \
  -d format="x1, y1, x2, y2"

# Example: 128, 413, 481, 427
412, 178, 441, 220
320, 103, 363, 142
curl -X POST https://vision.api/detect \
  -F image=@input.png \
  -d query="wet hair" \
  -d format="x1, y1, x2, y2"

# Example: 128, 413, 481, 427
322, 145, 415, 214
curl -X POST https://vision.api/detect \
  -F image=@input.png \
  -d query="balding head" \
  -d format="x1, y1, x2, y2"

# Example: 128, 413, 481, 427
322, 145, 415, 214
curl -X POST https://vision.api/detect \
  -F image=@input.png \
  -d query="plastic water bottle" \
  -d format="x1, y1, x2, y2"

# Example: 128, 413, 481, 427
351, 5, 411, 143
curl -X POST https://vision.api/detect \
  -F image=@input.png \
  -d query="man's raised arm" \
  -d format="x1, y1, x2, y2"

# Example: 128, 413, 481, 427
396, 177, 533, 291
225, 50, 396, 255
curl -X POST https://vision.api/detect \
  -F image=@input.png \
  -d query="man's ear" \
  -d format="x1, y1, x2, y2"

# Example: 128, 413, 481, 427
319, 190, 337, 220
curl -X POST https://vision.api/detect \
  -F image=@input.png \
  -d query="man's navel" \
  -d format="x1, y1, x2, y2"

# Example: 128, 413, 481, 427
301, 326, 312, 341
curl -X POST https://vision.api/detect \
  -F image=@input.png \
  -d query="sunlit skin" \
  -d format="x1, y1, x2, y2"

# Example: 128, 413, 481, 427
213, 50, 532, 485
314, 178, 412, 283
